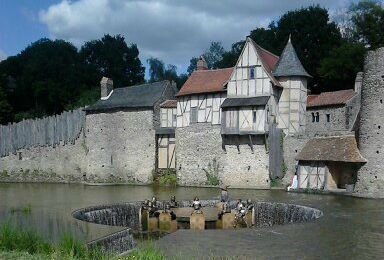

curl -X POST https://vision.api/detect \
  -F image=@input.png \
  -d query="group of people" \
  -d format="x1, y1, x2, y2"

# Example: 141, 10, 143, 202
141, 185, 255, 227
141, 195, 178, 220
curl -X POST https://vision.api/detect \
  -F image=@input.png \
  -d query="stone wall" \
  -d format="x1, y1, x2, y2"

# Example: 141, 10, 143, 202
175, 123, 270, 188
0, 134, 87, 182
85, 109, 156, 183
355, 47, 384, 198
306, 106, 348, 133
281, 135, 309, 186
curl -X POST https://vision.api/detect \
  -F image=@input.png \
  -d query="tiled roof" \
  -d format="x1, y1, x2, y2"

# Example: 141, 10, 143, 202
307, 89, 356, 108
296, 135, 366, 163
176, 68, 233, 97
85, 81, 171, 112
272, 37, 311, 78
160, 99, 177, 108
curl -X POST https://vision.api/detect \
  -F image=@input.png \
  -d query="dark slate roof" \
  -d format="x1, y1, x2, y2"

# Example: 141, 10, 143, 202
155, 127, 175, 134
307, 89, 356, 108
296, 136, 366, 163
221, 96, 270, 108
272, 37, 311, 78
85, 81, 171, 112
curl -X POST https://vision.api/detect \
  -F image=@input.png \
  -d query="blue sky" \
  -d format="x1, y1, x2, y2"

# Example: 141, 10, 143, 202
0, 0, 358, 73
0, 1, 55, 59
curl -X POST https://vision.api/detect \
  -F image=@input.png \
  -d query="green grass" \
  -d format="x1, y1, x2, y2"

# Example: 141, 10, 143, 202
9, 204, 32, 215
128, 244, 166, 259
0, 222, 166, 260
270, 178, 282, 188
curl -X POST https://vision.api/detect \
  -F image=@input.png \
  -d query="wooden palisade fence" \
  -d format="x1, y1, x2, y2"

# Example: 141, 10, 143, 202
0, 108, 86, 157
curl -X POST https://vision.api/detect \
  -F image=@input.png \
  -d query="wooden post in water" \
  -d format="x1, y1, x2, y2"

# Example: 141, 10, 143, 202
159, 212, 171, 231
222, 213, 235, 229
190, 212, 205, 230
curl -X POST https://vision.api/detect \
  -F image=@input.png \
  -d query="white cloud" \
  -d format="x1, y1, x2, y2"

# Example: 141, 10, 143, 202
0, 49, 7, 61
39, 0, 352, 73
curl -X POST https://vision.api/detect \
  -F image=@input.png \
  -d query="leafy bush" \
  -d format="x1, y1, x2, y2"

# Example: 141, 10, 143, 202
158, 169, 177, 187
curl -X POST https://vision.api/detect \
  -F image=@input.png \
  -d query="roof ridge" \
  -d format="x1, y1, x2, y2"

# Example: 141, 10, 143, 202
248, 37, 279, 58
193, 67, 233, 72
318, 89, 355, 95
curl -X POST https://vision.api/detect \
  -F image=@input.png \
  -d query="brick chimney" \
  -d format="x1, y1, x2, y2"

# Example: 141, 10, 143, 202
196, 56, 208, 70
100, 77, 113, 100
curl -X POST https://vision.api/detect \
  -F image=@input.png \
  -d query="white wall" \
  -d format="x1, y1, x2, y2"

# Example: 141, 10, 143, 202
227, 40, 273, 97
277, 77, 307, 134
176, 93, 226, 127
160, 108, 177, 128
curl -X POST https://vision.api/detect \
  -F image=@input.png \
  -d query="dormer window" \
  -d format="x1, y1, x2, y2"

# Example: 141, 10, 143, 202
249, 67, 255, 79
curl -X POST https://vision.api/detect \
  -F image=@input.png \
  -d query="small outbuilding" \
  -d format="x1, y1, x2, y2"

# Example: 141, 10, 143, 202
295, 135, 366, 191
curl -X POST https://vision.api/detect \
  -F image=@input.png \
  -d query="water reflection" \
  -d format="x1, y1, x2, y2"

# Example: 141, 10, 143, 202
0, 183, 383, 258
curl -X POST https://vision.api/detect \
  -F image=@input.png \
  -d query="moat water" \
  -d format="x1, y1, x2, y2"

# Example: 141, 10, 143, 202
0, 183, 383, 258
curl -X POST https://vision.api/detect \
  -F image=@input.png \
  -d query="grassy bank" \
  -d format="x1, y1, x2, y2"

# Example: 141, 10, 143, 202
0, 222, 165, 260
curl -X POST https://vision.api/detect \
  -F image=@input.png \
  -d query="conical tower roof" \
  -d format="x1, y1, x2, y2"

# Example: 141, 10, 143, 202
272, 36, 311, 78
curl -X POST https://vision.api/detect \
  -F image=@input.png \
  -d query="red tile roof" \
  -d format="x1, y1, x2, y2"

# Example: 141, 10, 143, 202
160, 99, 177, 108
249, 38, 281, 87
307, 89, 356, 108
254, 44, 279, 73
176, 68, 233, 97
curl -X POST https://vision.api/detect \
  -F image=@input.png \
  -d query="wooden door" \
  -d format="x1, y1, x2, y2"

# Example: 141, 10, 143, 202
157, 135, 176, 169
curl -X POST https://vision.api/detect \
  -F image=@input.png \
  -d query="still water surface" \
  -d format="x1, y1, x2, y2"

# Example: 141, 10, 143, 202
0, 183, 383, 258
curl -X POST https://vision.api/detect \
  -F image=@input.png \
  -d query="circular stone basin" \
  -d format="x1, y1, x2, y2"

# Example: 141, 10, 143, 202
72, 199, 323, 230
72, 200, 323, 253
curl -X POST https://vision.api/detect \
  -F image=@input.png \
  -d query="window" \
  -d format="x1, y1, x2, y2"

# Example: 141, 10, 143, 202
316, 112, 320, 122
226, 110, 237, 128
253, 111, 257, 124
311, 113, 315, 123
326, 114, 330, 122
249, 67, 255, 79
190, 107, 198, 124
172, 114, 177, 127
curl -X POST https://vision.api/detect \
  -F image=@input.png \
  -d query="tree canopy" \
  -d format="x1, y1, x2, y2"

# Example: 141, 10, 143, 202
1, 1, 384, 124
0, 35, 146, 122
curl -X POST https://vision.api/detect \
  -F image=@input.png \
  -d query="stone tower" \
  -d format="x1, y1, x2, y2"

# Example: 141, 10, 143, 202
355, 47, 384, 198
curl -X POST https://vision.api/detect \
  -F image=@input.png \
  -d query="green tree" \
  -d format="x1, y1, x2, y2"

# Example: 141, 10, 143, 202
350, 0, 384, 49
147, 57, 187, 88
318, 42, 366, 92
249, 6, 342, 92
187, 41, 226, 74
216, 41, 245, 68
0, 84, 12, 124
0, 38, 83, 117
79, 34, 145, 88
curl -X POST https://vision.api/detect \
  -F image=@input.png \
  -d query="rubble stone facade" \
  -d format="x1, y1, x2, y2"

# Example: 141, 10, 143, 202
355, 48, 384, 198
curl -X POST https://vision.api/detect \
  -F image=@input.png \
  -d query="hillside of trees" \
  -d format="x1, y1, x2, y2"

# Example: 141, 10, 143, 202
0, 0, 383, 124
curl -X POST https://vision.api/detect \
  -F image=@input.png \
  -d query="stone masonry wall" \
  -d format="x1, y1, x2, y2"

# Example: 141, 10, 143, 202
306, 107, 347, 134
0, 134, 87, 182
175, 123, 270, 188
355, 47, 384, 198
281, 135, 309, 186
85, 109, 155, 183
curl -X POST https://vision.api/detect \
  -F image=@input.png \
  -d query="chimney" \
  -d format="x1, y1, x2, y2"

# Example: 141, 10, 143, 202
354, 72, 363, 94
100, 77, 113, 100
196, 56, 208, 70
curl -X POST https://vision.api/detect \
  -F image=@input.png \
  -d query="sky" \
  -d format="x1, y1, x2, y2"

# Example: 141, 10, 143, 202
0, 0, 359, 73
